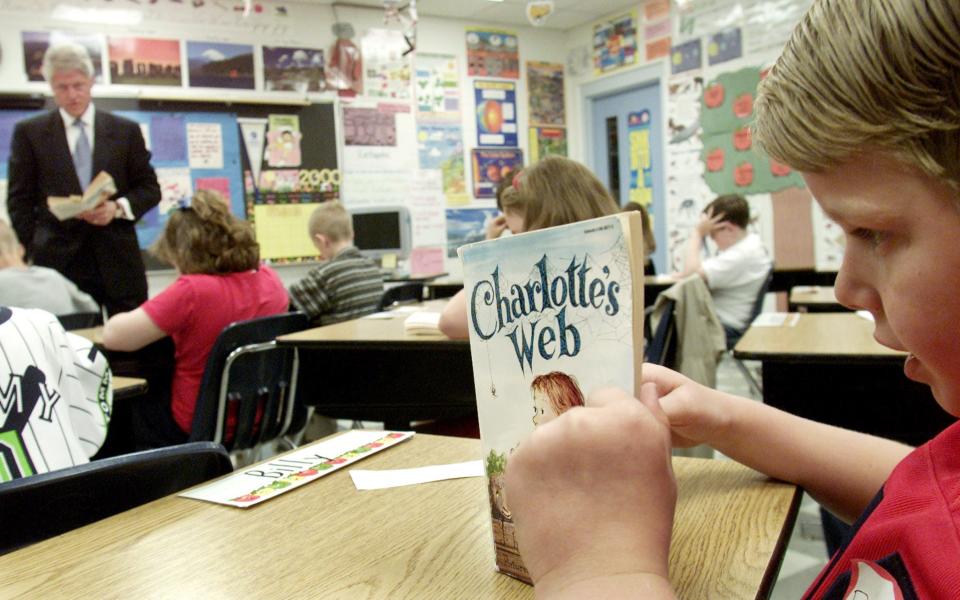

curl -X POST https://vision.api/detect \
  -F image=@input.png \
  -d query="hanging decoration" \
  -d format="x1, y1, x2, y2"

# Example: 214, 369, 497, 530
383, 0, 418, 56
525, 1, 554, 27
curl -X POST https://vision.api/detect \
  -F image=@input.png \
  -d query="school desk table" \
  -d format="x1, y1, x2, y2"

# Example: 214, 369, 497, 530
111, 376, 148, 400
277, 301, 475, 430
733, 312, 955, 446
0, 433, 800, 599
787, 286, 847, 312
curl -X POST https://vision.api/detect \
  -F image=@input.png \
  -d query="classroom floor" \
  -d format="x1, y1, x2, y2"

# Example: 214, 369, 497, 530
715, 354, 829, 598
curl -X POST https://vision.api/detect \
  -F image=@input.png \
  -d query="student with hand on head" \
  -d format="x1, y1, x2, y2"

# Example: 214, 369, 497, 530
506, 1, 960, 597
101, 190, 289, 448
675, 194, 771, 345
288, 201, 384, 326
7, 43, 160, 316
0, 220, 99, 316
438, 156, 620, 339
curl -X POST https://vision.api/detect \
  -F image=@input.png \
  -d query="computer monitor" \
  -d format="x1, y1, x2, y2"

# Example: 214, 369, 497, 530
351, 206, 412, 263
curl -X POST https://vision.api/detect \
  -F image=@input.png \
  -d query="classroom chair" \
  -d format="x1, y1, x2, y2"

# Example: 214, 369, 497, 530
727, 268, 775, 397
0, 441, 231, 555
644, 300, 677, 367
56, 310, 103, 331
377, 281, 425, 311
188, 312, 310, 454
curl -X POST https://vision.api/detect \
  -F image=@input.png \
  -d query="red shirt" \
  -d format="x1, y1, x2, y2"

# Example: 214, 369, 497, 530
142, 266, 289, 433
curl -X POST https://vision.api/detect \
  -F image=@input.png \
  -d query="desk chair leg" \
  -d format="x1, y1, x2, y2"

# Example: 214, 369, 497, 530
733, 357, 763, 399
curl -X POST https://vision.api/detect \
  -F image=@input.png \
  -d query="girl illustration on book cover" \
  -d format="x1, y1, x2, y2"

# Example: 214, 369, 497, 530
531, 371, 585, 426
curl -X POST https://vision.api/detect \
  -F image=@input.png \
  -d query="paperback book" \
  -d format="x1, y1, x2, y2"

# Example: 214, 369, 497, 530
459, 212, 644, 583
47, 171, 117, 221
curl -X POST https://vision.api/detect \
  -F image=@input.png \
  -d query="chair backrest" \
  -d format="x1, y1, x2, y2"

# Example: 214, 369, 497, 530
727, 268, 775, 350
57, 311, 103, 330
189, 312, 309, 451
378, 282, 425, 311
644, 298, 677, 367
0, 441, 231, 555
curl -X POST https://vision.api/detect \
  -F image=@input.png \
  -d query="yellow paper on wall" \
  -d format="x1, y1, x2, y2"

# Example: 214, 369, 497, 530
253, 203, 322, 260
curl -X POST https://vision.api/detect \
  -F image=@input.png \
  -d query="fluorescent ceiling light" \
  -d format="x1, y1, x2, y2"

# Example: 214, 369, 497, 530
52, 4, 143, 25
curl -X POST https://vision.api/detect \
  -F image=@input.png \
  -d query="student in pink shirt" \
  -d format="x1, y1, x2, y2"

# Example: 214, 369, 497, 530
103, 190, 289, 448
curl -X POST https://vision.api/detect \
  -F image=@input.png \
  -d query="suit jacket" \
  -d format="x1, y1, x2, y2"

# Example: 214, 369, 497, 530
7, 109, 160, 310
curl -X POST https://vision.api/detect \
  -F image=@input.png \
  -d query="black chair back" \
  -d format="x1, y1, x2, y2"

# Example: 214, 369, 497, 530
57, 311, 103, 330
0, 442, 231, 555
644, 299, 677, 367
189, 312, 309, 451
378, 282, 425, 311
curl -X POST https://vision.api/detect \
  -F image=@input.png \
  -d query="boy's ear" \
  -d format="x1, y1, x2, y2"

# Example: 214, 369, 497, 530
313, 233, 327, 248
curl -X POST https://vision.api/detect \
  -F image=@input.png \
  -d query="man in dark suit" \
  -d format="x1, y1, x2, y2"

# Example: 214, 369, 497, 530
8, 43, 160, 316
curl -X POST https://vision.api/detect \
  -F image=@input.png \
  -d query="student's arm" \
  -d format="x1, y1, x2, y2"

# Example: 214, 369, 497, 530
675, 209, 722, 279
644, 364, 913, 521
438, 289, 470, 339
506, 385, 678, 599
102, 307, 167, 352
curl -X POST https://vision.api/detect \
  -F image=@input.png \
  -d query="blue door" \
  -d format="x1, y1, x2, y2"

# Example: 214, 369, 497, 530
590, 82, 665, 273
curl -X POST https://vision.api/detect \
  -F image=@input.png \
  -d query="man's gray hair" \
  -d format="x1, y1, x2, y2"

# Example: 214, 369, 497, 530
42, 43, 95, 81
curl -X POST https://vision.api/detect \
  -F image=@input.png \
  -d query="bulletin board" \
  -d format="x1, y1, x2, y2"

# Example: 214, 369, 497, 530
0, 96, 339, 268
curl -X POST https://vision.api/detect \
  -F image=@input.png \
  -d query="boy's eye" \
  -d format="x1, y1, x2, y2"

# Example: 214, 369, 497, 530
851, 227, 886, 246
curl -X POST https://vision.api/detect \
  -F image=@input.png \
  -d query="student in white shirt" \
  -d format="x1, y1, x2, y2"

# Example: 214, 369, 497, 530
675, 194, 771, 345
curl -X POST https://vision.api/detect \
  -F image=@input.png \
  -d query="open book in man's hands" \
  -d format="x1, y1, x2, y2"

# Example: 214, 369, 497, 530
47, 171, 117, 221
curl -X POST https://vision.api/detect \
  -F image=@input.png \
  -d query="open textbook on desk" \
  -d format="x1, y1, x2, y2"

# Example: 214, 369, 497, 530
47, 171, 117, 221
459, 211, 645, 583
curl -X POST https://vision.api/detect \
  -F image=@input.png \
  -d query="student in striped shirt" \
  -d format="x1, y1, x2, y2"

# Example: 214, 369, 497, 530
288, 202, 384, 326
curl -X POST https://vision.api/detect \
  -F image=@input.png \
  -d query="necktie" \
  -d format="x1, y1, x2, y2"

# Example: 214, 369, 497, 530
73, 119, 92, 190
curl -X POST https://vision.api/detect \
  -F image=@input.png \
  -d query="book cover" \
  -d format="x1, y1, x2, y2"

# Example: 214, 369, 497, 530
459, 212, 644, 583
47, 171, 117, 221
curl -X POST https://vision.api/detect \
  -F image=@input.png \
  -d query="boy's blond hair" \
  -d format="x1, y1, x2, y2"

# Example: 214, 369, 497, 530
308, 201, 353, 242
0, 221, 21, 255
502, 156, 618, 231
754, 0, 960, 189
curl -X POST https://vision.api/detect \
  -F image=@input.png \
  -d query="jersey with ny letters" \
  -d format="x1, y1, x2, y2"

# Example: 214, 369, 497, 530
0, 306, 112, 481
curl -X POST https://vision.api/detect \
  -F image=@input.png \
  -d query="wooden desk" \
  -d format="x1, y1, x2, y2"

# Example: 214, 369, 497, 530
278, 302, 475, 429
787, 286, 847, 312
112, 376, 148, 400
0, 434, 799, 599
734, 313, 954, 445
71, 326, 102, 346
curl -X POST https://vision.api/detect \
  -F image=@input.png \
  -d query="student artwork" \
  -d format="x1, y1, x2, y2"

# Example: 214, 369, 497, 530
265, 114, 302, 168
526, 62, 565, 126
238, 118, 268, 186
415, 53, 460, 113
417, 115, 467, 205
471, 148, 523, 199
466, 28, 519, 79
343, 106, 396, 146
671, 38, 702, 75
474, 80, 518, 147
528, 127, 566, 162
627, 111, 653, 205
186, 41, 254, 89
361, 28, 412, 99
107, 37, 181, 86
592, 11, 637, 74
22, 31, 105, 82
700, 67, 805, 195
327, 22, 363, 96
707, 28, 742, 66
262, 46, 326, 92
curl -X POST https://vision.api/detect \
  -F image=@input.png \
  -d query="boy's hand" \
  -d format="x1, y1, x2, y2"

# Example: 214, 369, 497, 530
506, 384, 677, 599
695, 207, 725, 237
642, 363, 734, 448
485, 214, 508, 240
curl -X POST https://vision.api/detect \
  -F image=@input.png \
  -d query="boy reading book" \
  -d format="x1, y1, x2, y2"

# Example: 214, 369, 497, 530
504, 1, 960, 597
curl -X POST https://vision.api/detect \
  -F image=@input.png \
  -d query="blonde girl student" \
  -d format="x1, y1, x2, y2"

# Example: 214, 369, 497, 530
504, 1, 960, 598
102, 190, 289, 448
439, 156, 620, 339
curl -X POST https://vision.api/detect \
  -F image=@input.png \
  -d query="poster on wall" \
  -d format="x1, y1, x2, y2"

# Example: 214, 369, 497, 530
415, 54, 460, 113
446, 207, 500, 257
23, 31, 105, 82
341, 102, 417, 208
700, 67, 804, 195
466, 28, 519, 79
474, 80, 517, 147
186, 41, 254, 89
671, 39, 702, 75
265, 114, 302, 168
527, 62, 565, 126
107, 37, 181, 86
343, 106, 397, 146
361, 29, 412, 99
592, 11, 637, 74
528, 127, 567, 162
417, 115, 468, 206
471, 148, 523, 199
263, 46, 326, 92
627, 111, 653, 205
707, 28, 742, 65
